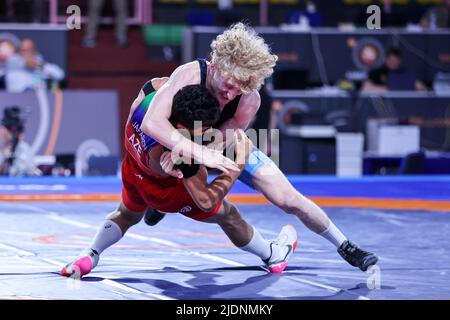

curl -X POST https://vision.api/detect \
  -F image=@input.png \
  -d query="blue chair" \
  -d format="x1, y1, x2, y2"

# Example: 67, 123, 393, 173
186, 12, 216, 26
398, 151, 425, 175
287, 11, 323, 27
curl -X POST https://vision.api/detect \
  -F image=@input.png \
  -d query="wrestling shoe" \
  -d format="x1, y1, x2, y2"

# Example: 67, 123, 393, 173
144, 207, 166, 226
263, 224, 298, 273
60, 248, 99, 278
338, 240, 378, 272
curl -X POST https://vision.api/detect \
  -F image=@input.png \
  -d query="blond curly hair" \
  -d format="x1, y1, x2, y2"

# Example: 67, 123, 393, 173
210, 23, 278, 92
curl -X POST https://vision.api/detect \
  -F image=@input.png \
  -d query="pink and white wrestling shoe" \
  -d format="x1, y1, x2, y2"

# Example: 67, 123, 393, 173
263, 224, 298, 273
60, 249, 99, 278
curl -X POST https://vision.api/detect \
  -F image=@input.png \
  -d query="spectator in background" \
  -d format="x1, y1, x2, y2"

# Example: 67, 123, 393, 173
287, 1, 323, 27
0, 106, 36, 176
0, 1, 5, 22
0, 38, 16, 89
217, 0, 240, 27
5, 38, 65, 93
362, 47, 427, 92
32, 0, 47, 23
379, 0, 406, 27
421, 0, 450, 29
82, 0, 129, 48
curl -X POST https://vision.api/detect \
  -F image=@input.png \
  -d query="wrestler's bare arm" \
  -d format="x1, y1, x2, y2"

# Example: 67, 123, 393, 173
210, 90, 261, 149
183, 130, 252, 211
183, 166, 241, 212
140, 62, 238, 173
140, 62, 201, 150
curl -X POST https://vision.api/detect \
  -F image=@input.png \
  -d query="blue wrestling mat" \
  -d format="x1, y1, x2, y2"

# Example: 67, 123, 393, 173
0, 176, 449, 299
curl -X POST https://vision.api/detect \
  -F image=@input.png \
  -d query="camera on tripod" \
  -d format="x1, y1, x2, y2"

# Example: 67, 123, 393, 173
1, 106, 24, 135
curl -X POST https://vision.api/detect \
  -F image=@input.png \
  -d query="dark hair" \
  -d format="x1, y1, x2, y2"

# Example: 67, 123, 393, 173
2, 106, 24, 134
387, 47, 401, 58
169, 85, 220, 129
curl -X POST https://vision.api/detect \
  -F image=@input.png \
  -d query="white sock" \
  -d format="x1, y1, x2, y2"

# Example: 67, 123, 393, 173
87, 220, 123, 255
319, 221, 348, 248
239, 226, 272, 260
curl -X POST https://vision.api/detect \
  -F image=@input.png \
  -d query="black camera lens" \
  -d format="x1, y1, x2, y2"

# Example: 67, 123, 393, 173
1, 106, 24, 133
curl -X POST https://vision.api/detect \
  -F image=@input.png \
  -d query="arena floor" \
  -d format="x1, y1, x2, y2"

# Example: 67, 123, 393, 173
0, 176, 449, 300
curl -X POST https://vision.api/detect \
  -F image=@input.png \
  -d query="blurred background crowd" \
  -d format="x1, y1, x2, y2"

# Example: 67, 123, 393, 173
0, 0, 449, 177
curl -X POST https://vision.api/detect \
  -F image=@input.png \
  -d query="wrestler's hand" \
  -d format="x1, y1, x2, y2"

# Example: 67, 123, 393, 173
233, 129, 253, 170
160, 151, 183, 179
193, 144, 240, 174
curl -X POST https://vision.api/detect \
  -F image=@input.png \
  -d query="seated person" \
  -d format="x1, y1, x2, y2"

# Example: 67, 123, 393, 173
0, 38, 17, 89
5, 38, 65, 92
421, 0, 450, 29
362, 47, 427, 92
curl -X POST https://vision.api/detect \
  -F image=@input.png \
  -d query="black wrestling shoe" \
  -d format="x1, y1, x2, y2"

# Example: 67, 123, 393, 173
144, 208, 166, 226
338, 240, 378, 272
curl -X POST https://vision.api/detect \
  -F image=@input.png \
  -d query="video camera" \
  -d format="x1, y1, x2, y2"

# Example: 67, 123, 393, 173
1, 106, 24, 134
